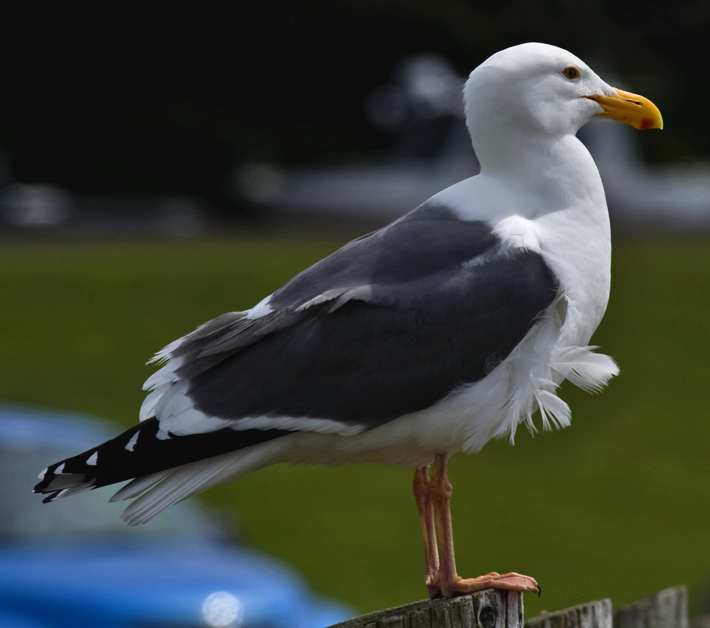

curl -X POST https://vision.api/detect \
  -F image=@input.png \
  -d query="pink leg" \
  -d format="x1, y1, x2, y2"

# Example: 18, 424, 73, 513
426, 453, 540, 598
413, 466, 440, 596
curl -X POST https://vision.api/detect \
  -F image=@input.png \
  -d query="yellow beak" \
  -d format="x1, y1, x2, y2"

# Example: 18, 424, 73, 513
584, 88, 663, 130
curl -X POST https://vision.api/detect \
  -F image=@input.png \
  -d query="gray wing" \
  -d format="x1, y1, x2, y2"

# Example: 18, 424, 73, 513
34, 201, 558, 496
169, 202, 557, 430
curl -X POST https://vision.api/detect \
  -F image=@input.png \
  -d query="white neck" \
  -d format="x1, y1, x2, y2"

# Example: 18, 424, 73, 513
438, 132, 612, 345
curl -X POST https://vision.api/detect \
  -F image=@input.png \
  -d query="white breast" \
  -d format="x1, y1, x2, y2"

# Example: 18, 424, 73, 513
378, 133, 620, 457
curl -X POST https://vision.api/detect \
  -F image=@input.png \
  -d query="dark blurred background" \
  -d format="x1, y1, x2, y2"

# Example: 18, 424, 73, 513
4, 0, 706, 223
3, 1, 710, 624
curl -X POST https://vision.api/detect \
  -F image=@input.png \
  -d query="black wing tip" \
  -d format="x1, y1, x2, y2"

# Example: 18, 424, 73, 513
40, 491, 62, 504
33, 478, 51, 494
34, 472, 100, 503
33, 471, 96, 493
33, 451, 101, 498
33, 463, 62, 494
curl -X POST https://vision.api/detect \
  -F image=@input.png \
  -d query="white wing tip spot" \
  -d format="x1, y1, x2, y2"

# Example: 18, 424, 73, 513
125, 432, 140, 452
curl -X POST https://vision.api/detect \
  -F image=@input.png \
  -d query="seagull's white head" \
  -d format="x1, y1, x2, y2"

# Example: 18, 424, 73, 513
464, 43, 662, 172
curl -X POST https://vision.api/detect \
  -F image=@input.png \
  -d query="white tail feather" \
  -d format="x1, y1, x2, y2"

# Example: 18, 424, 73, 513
552, 346, 619, 393
118, 439, 288, 525
535, 388, 571, 430
109, 471, 166, 503
143, 356, 184, 392
139, 383, 170, 421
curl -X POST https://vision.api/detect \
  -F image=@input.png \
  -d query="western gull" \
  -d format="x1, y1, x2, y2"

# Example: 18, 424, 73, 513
35, 43, 663, 598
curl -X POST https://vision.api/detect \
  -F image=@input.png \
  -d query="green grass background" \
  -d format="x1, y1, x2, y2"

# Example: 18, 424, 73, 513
1, 234, 709, 619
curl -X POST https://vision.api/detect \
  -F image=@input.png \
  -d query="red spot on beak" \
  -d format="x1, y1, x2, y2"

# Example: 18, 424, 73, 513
639, 117, 654, 130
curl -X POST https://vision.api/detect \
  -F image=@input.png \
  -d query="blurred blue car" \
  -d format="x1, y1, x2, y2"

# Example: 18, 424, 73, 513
0, 406, 351, 628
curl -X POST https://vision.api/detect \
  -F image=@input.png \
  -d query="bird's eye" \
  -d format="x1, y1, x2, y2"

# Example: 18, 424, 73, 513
562, 66, 580, 80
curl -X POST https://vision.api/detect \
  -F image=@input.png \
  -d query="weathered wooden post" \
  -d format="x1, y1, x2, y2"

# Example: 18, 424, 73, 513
328, 589, 523, 628
525, 598, 612, 628
613, 587, 688, 628
329, 584, 690, 628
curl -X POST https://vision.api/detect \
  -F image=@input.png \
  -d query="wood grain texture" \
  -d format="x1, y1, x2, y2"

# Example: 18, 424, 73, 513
613, 587, 688, 628
328, 589, 524, 628
525, 598, 612, 628
331, 585, 690, 628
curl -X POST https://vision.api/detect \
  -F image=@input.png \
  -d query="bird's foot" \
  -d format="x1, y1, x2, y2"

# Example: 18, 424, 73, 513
429, 571, 540, 599
425, 573, 442, 599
